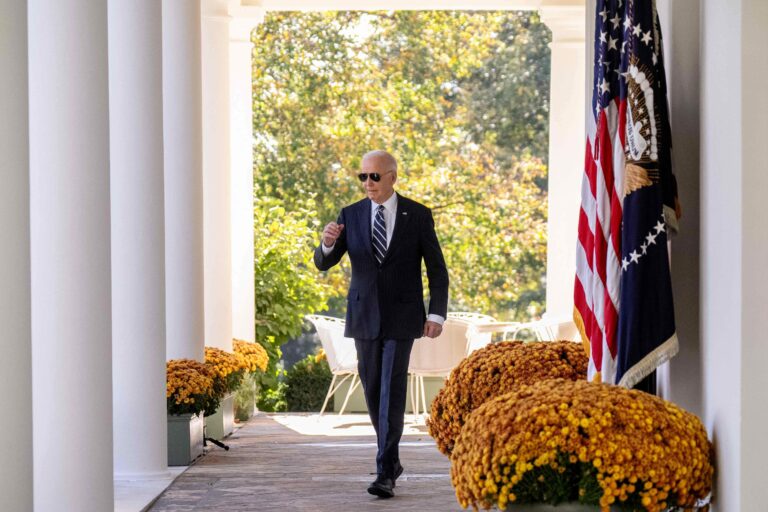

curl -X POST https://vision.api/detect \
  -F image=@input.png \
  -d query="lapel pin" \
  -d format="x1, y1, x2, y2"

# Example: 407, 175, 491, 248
402, 212, 407, 215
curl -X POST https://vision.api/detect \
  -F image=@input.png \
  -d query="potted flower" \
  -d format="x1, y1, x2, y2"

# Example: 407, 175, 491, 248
166, 359, 216, 466
203, 346, 248, 440
450, 379, 714, 511
429, 341, 588, 456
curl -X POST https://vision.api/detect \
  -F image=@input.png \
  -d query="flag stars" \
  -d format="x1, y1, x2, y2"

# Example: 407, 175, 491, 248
642, 31, 653, 45
652, 53, 659, 65
610, 13, 621, 29
600, 30, 608, 43
608, 36, 619, 51
633, 23, 643, 37
599, 8, 609, 22
621, 215, 668, 272
623, 17, 632, 30
600, 79, 611, 94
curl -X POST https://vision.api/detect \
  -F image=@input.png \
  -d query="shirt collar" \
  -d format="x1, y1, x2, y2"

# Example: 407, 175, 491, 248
371, 192, 398, 213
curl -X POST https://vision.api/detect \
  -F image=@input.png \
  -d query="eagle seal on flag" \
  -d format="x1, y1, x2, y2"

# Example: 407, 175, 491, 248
574, 0, 680, 388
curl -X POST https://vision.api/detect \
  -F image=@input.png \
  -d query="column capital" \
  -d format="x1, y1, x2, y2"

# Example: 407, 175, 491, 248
539, 2, 586, 46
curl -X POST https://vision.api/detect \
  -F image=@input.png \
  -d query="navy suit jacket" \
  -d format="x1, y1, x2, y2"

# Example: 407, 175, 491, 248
314, 194, 449, 340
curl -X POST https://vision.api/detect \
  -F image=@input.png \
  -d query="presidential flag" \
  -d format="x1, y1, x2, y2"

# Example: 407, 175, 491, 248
574, 0, 679, 388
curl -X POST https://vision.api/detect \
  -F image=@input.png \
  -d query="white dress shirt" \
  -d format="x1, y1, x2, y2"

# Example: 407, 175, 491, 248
322, 193, 444, 326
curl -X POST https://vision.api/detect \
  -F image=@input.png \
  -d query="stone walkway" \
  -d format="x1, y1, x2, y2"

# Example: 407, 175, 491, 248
148, 413, 464, 512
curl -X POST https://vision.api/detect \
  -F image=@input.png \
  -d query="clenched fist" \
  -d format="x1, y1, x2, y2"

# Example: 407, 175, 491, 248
322, 222, 345, 247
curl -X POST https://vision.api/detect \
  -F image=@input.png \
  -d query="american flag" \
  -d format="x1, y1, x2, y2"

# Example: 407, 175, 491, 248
574, 0, 679, 387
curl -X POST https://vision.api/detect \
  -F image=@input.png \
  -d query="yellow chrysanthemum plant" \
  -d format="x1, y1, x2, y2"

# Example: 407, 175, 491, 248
450, 379, 714, 512
204, 346, 250, 401
232, 338, 269, 374
429, 341, 589, 456
166, 359, 216, 417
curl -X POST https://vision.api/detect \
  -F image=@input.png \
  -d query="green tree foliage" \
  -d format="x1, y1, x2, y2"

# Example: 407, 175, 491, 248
252, 11, 551, 321
252, 196, 330, 410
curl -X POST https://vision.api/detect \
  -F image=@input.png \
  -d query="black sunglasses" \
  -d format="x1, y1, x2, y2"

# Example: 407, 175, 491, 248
357, 170, 394, 182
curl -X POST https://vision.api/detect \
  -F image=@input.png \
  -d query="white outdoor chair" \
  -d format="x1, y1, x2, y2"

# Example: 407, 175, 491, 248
408, 317, 476, 417
305, 315, 361, 415
449, 311, 496, 354
447, 311, 496, 323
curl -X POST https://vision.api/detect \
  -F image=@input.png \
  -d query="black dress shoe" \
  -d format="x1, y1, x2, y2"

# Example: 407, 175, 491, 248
367, 475, 395, 498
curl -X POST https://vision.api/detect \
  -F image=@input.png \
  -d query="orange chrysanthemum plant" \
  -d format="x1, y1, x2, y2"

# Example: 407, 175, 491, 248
428, 341, 588, 456
204, 346, 248, 407
451, 379, 714, 512
166, 359, 216, 417
233, 339, 269, 374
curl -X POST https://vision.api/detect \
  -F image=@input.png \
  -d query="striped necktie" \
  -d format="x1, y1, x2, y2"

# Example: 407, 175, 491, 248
372, 204, 387, 264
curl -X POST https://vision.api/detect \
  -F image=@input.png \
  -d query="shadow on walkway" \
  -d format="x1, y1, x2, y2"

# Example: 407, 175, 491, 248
149, 413, 464, 511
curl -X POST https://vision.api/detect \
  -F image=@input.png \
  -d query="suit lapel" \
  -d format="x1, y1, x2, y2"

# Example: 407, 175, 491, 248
358, 198, 375, 261
382, 193, 410, 265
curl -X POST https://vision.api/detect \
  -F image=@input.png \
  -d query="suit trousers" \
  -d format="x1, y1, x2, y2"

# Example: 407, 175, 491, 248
355, 337, 414, 479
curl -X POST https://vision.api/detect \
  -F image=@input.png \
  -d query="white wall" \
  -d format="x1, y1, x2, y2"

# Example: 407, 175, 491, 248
0, 1, 33, 509
656, 0, 703, 416
700, 0, 768, 510
738, 0, 768, 507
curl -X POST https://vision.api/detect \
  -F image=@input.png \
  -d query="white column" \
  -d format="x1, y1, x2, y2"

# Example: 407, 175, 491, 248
28, 0, 114, 509
0, 1, 33, 509
202, 0, 233, 350
230, 13, 263, 342
163, 0, 206, 361
109, 0, 169, 479
540, 2, 586, 320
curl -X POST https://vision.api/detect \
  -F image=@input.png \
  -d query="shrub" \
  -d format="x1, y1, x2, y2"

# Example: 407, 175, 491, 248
284, 353, 333, 412
428, 341, 588, 455
450, 379, 714, 512
234, 371, 260, 422
232, 339, 270, 421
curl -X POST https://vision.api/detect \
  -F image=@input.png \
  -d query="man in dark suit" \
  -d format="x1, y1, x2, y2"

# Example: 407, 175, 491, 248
314, 150, 449, 498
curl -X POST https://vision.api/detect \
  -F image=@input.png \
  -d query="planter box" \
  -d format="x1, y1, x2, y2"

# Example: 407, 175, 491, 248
167, 413, 204, 466
204, 393, 235, 440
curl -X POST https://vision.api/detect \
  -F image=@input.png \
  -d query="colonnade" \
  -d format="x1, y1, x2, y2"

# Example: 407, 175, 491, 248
0, 1, 584, 509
